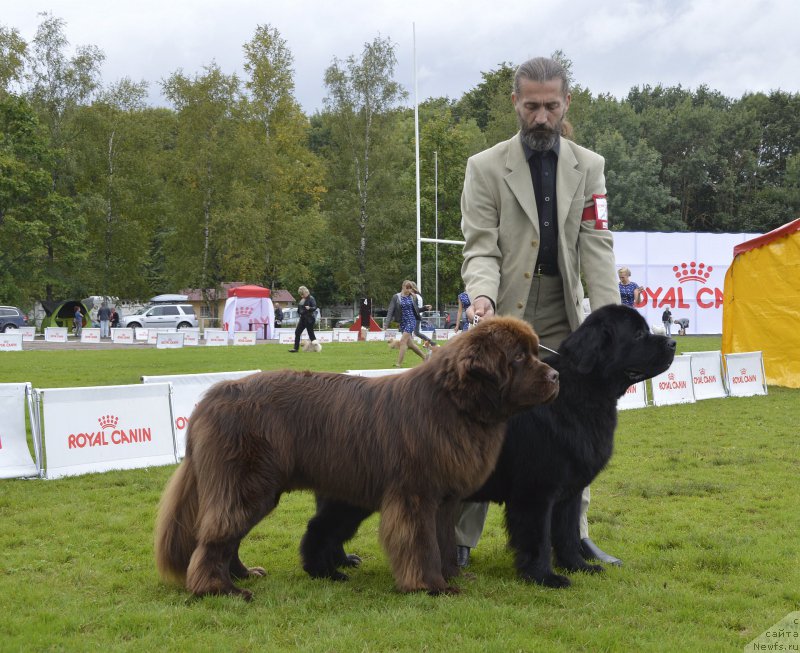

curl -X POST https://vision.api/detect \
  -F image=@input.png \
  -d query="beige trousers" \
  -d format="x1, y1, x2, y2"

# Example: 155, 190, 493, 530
456, 274, 592, 547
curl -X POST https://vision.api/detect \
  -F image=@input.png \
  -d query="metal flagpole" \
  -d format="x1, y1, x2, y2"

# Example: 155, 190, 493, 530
434, 150, 439, 311
413, 23, 421, 292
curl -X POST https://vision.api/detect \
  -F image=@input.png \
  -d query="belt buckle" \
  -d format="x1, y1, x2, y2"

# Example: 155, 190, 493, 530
534, 264, 544, 277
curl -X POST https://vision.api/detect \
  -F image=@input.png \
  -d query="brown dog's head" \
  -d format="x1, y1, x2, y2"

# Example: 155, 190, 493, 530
435, 317, 559, 421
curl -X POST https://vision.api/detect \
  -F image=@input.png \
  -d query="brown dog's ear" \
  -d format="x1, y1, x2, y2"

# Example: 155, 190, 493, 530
454, 323, 513, 405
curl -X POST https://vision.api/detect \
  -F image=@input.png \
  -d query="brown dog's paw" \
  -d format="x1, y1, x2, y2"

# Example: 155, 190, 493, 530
427, 585, 460, 596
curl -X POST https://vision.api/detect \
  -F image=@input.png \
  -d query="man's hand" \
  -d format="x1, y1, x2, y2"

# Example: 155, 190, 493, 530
466, 295, 495, 322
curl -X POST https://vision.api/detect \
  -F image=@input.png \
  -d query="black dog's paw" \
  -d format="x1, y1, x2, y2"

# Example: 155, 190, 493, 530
521, 570, 571, 588
560, 561, 604, 575
342, 553, 362, 567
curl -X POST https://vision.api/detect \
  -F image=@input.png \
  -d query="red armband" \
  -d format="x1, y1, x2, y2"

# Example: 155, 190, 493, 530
581, 194, 608, 230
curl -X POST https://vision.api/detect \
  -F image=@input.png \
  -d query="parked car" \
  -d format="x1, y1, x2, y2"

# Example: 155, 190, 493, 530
119, 304, 198, 330
0, 306, 28, 332
278, 307, 321, 327
280, 307, 299, 326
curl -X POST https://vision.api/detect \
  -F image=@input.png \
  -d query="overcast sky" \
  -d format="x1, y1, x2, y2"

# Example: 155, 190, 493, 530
4, 0, 799, 113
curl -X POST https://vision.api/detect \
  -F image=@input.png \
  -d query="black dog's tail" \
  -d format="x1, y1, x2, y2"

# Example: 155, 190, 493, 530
154, 459, 198, 584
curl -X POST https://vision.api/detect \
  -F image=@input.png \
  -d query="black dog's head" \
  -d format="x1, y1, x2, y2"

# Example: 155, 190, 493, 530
558, 304, 676, 396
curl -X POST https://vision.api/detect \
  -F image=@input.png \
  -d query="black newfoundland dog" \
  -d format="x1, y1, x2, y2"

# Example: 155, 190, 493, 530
301, 304, 676, 588
154, 317, 558, 600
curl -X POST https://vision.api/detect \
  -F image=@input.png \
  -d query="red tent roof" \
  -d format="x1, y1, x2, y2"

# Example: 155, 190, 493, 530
734, 218, 800, 256
228, 284, 271, 298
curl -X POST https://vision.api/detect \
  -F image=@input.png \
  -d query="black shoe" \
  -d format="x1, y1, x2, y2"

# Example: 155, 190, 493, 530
456, 545, 471, 568
288, 348, 298, 353
580, 537, 622, 566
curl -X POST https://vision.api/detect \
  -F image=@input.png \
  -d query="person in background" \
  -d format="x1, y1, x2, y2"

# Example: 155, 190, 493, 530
73, 305, 83, 338
454, 291, 471, 332
409, 281, 437, 351
274, 302, 284, 329
662, 307, 673, 335
110, 307, 120, 329
618, 267, 642, 307
457, 55, 622, 570
97, 302, 111, 338
289, 286, 318, 352
393, 280, 427, 367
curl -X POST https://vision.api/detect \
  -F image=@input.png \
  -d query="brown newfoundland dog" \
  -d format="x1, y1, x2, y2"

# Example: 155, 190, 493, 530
154, 317, 559, 600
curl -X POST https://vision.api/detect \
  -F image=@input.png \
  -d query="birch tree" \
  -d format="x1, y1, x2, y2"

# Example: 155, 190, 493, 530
322, 36, 407, 298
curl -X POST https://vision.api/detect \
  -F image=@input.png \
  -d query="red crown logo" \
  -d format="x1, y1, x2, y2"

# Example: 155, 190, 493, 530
699, 368, 706, 376
740, 368, 748, 375
236, 306, 254, 317
98, 414, 119, 429
668, 373, 675, 381
673, 261, 713, 284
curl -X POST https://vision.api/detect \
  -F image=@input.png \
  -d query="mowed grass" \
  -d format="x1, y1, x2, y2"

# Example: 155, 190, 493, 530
1, 336, 798, 652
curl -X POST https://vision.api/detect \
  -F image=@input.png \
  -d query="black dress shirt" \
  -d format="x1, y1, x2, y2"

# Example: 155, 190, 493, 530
522, 136, 560, 274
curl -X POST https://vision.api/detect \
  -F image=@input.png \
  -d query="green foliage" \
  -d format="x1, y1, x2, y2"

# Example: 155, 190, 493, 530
0, 95, 52, 304
321, 35, 409, 302
455, 62, 515, 130
0, 340, 797, 652
1, 18, 799, 314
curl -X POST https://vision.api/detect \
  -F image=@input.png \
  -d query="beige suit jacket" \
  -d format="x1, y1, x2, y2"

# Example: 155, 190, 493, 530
460, 134, 619, 331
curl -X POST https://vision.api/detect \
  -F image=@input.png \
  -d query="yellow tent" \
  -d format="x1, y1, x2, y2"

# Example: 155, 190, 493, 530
722, 218, 800, 388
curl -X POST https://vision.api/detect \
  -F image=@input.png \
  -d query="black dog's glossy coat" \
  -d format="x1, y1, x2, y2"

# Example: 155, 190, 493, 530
301, 304, 676, 587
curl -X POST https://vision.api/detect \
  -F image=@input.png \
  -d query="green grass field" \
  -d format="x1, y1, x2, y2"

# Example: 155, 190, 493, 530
1, 337, 798, 652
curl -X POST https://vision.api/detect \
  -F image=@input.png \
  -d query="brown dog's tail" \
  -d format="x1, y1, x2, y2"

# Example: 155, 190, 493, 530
154, 459, 198, 584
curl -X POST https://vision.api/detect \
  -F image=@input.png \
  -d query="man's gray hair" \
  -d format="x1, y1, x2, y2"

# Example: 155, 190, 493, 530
514, 57, 569, 96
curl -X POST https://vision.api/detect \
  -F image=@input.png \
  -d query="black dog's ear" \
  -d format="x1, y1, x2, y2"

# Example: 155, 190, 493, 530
561, 320, 610, 374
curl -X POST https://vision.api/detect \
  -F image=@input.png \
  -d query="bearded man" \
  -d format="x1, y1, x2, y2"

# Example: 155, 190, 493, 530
456, 56, 622, 569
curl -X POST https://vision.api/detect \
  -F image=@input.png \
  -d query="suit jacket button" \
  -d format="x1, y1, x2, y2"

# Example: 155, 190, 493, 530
524, 272, 531, 279
531, 240, 538, 247
517, 302, 524, 309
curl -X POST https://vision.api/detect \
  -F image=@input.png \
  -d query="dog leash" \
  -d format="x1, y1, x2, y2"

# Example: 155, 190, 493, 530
473, 314, 560, 357
538, 344, 560, 356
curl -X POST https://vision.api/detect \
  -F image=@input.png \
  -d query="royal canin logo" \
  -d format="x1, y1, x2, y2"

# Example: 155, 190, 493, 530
658, 371, 687, 390
731, 368, 758, 384
693, 367, 718, 384
68, 414, 152, 450
638, 260, 722, 310
673, 261, 713, 284
98, 414, 119, 429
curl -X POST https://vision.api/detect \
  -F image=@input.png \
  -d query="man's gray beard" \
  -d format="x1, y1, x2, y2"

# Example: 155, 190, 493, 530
519, 124, 560, 151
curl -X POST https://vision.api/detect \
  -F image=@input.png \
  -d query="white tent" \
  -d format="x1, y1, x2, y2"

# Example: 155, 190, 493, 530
222, 285, 274, 340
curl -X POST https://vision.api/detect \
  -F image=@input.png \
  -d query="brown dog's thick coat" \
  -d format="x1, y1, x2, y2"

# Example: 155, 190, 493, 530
154, 317, 558, 599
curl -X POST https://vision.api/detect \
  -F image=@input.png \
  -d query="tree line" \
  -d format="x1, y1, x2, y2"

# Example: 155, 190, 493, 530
1, 16, 798, 313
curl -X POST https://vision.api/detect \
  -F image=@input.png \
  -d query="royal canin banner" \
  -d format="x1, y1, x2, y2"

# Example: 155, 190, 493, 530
613, 232, 758, 334
141, 370, 260, 458
650, 355, 696, 407
724, 352, 767, 397
617, 381, 648, 411
0, 332, 23, 351
346, 368, 411, 377
0, 383, 38, 479
39, 383, 176, 479
688, 351, 728, 400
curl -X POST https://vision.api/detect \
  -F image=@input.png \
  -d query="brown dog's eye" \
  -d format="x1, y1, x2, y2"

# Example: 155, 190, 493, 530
514, 352, 527, 363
